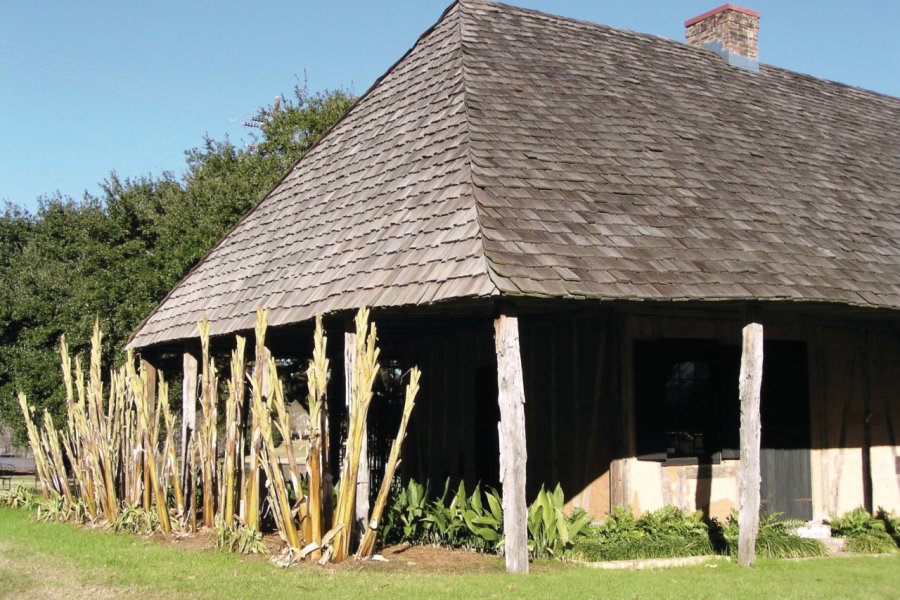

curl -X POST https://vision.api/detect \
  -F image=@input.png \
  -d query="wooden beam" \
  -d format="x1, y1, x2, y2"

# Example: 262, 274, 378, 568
181, 351, 198, 461
141, 358, 157, 510
738, 322, 763, 567
345, 329, 369, 543
495, 312, 529, 574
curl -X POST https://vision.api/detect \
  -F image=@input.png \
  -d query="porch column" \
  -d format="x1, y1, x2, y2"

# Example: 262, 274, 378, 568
495, 311, 528, 574
738, 323, 763, 567
345, 329, 369, 543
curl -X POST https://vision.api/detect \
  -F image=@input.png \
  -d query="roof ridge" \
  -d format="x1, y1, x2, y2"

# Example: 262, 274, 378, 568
456, 0, 504, 299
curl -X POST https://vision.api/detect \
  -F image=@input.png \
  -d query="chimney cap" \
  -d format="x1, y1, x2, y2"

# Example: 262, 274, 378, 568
685, 3, 760, 27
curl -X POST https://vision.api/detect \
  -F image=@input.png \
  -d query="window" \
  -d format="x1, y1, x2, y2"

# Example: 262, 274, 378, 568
635, 340, 739, 464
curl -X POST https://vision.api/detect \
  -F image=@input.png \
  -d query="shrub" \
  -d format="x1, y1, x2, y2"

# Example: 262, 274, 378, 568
380, 479, 503, 552
875, 507, 900, 546
0, 485, 36, 510
527, 485, 591, 559
380, 479, 428, 546
215, 517, 267, 554
723, 512, 827, 559
829, 507, 898, 554
380, 479, 589, 557
569, 505, 714, 562
111, 505, 162, 535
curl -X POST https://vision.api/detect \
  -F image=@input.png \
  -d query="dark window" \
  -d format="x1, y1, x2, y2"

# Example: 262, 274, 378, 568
635, 340, 740, 464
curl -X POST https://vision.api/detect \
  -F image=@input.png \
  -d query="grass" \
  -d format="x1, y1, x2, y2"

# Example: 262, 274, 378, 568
2, 508, 899, 599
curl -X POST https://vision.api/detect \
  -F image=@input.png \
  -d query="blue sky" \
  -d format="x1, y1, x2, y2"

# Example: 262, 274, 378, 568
2, 1, 898, 211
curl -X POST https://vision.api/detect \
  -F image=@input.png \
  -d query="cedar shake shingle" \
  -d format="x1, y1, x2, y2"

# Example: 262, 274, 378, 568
128, 0, 900, 349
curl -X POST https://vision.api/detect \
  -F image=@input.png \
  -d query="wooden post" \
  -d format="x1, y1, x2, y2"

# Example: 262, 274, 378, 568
495, 312, 528, 574
738, 323, 763, 567
345, 329, 369, 543
181, 351, 198, 504
141, 358, 157, 510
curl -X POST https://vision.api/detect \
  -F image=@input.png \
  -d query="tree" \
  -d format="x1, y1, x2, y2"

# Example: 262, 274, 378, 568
0, 86, 355, 442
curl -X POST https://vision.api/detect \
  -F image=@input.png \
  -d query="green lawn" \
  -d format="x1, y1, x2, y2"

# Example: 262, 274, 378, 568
0, 507, 897, 599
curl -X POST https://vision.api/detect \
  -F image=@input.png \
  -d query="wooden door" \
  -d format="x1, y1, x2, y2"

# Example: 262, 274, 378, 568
759, 341, 813, 520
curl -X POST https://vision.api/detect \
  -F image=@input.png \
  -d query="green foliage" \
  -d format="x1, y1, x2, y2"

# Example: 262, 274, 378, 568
875, 507, 900, 546
527, 484, 590, 559
461, 482, 504, 550
0, 485, 36, 509
723, 512, 827, 559
570, 505, 714, 562
214, 518, 267, 554
33, 495, 89, 525
423, 480, 472, 548
112, 505, 162, 535
829, 507, 898, 554
380, 479, 504, 553
0, 86, 354, 442
381, 479, 429, 545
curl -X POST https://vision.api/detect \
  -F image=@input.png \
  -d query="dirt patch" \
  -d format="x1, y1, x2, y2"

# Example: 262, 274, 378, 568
154, 529, 217, 552
351, 544, 505, 574
136, 528, 550, 574
149, 530, 507, 573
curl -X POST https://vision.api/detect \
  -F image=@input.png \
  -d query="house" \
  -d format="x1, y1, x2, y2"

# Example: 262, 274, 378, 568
129, 0, 900, 570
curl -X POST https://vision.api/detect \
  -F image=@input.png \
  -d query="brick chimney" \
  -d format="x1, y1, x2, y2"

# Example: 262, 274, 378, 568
685, 4, 760, 72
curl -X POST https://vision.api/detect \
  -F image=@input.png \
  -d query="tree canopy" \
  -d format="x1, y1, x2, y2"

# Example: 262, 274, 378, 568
0, 85, 355, 442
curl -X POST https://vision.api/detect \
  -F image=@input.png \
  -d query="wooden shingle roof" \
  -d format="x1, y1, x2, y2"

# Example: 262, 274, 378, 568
129, 0, 900, 348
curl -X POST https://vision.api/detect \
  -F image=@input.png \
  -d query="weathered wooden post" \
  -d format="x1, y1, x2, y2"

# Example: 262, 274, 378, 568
738, 322, 763, 567
495, 311, 528, 574
140, 357, 157, 510
181, 351, 198, 468
345, 329, 369, 543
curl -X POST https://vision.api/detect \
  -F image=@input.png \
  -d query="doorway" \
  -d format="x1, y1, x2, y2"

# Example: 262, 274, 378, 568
760, 341, 813, 520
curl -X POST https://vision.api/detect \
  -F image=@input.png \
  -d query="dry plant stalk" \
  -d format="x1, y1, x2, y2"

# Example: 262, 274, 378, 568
269, 357, 305, 530
243, 308, 268, 531
65, 352, 99, 517
158, 374, 184, 515
254, 364, 302, 549
332, 306, 380, 562
87, 320, 118, 520
129, 353, 171, 532
222, 336, 246, 525
18, 393, 53, 499
41, 411, 74, 505
358, 367, 420, 558
306, 314, 329, 560
197, 317, 218, 528
17, 306, 424, 564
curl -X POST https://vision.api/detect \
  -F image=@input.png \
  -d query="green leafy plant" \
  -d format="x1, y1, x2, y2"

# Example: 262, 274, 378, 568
527, 484, 590, 559
723, 511, 826, 559
570, 505, 714, 562
423, 480, 469, 547
381, 479, 429, 545
0, 485, 36, 509
112, 505, 162, 535
461, 483, 503, 552
381, 479, 590, 558
875, 507, 900, 546
829, 507, 897, 554
381, 479, 505, 553
214, 517, 267, 554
